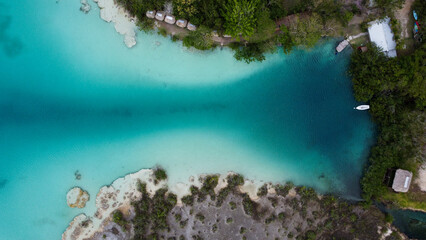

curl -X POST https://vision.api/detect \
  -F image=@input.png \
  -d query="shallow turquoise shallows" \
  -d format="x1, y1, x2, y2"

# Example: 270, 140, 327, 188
0, 0, 375, 239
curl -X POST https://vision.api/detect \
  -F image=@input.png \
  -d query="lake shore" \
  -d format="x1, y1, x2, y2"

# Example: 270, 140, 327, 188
62, 168, 269, 240
62, 167, 408, 240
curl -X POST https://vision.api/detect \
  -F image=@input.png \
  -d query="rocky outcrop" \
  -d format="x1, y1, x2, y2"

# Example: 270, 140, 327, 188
92, 0, 137, 48
67, 187, 90, 208
80, 0, 91, 14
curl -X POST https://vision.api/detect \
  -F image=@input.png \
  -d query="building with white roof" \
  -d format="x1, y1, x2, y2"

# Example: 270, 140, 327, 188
392, 169, 412, 192
368, 17, 397, 57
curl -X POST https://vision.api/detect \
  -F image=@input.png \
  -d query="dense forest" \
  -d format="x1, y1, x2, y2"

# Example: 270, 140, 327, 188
349, 0, 426, 209
116, 0, 362, 62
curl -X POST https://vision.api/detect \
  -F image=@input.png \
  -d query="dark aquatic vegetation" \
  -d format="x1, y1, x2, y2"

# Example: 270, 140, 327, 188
0, 179, 7, 189
0, 15, 23, 58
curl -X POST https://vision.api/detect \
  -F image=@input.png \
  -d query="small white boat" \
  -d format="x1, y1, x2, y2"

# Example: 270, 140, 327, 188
354, 105, 370, 110
335, 39, 349, 54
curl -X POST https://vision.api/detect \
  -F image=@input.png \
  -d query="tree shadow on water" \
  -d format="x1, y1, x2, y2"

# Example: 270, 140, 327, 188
0, 15, 24, 58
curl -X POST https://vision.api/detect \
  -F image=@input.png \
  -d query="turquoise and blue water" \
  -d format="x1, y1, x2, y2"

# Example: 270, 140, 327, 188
1, 0, 376, 239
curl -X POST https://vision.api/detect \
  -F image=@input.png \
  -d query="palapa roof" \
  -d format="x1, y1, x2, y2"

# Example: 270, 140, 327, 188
165, 15, 176, 24
155, 11, 165, 21
368, 17, 397, 57
187, 22, 197, 31
176, 19, 188, 28
392, 169, 412, 192
146, 10, 156, 19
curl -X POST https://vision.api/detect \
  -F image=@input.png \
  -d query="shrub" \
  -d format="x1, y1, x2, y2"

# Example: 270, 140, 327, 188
275, 182, 293, 197
385, 213, 394, 223
242, 194, 258, 217
196, 213, 205, 222
305, 230, 316, 240
288, 14, 322, 48
229, 201, 237, 210
277, 25, 295, 54
137, 19, 155, 33
183, 26, 214, 50
112, 210, 127, 230
154, 167, 167, 181
157, 27, 168, 37
257, 184, 268, 197
231, 43, 266, 63
198, 175, 219, 202
265, 214, 276, 224
212, 224, 218, 232
181, 195, 194, 206
297, 186, 317, 200
227, 174, 245, 187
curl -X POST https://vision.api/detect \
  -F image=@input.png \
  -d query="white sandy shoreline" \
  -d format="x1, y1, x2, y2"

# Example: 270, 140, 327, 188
92, 0, 137, 48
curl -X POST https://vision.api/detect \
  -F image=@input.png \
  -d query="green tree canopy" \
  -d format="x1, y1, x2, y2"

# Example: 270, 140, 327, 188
288, 13, 322, 48
172, 0, 199, 20
222, 0, 260, 40
277, 25, 294, 54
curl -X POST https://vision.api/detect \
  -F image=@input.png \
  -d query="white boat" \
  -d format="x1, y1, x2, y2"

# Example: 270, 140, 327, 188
354, 105, 370, 110
335, 39, 349, 53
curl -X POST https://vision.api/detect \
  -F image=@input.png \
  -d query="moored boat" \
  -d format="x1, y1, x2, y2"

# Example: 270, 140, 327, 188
354, 105, 370, 110
335, 39, 349, 54
413, 10, 418, 21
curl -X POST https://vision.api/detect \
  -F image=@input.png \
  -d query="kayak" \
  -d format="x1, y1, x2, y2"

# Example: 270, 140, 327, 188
414, 24, 419, 33
413, 10, 418, 21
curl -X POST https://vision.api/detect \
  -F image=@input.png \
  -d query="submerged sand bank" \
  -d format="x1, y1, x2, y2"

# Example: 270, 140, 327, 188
92, 0, 137, 48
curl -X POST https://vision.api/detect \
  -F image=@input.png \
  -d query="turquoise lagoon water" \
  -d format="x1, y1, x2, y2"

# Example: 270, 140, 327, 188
0, 0, 375, 239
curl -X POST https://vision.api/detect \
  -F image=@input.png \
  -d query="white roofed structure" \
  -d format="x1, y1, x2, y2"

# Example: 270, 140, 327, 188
368, 18, 397, 57
187, 22, 197, 31
165, 15, 176, 24
392, 169, 412, 192
155, 11, 165, 21
146, 10, 156, 19
176, 19, 188, 28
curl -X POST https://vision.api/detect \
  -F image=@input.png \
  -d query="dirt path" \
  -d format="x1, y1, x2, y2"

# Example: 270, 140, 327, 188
395, 0, 415, 39
156, 21, 188, 36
